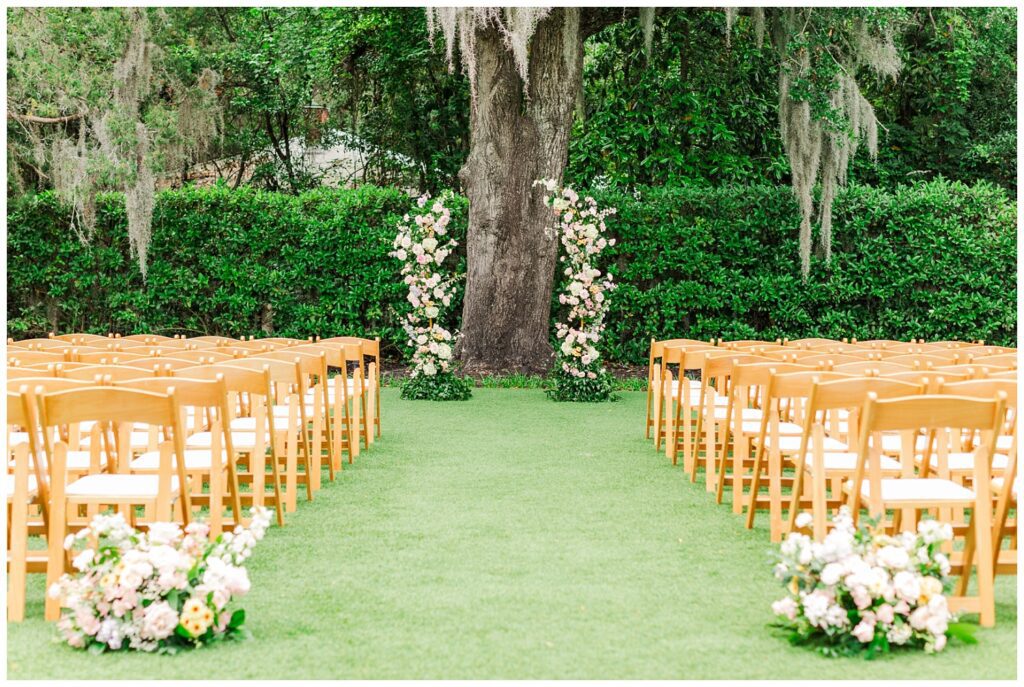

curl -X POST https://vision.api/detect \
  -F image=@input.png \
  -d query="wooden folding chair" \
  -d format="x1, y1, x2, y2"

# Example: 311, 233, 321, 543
716, 361, 815, 514
251, 350, 333, 489
779, 376, 923, 540
692, 353, 772, 493
38, 386, 192, 620
7, 388, 51, 621
217, 358, 312, 513
175, 364, 284, 527
783, 338, 841, 349
8, 351, 67, 366
116, 375, 243, 536
849, 392, 1005, 626
832, 360, 912, 376
646, 338, 716, 440
319, 336, 382, 441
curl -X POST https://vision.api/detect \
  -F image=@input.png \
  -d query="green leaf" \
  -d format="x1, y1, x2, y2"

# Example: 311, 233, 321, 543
947, 622, 980, 645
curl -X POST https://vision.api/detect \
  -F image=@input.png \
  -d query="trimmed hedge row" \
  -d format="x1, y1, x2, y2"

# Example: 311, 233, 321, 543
7, 179, 1016, 364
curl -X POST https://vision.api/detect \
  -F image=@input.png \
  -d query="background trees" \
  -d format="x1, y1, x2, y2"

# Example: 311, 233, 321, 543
6, 6, 1017, 370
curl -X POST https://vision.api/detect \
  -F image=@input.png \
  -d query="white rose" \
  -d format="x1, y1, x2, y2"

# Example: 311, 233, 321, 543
422, 362, 437, 376
893, 570, 921, 603
878, 545, 910, 570
820, 563, 844, 587
422, 237, 438, 252
424, 306, 439, 319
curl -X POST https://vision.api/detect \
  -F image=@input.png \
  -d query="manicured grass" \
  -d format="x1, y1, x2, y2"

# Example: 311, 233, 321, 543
7, 389, 1017, 678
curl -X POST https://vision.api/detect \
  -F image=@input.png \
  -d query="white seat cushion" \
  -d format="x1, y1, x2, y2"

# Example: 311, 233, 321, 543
736, 420, 803, 436
65, 450, 108, 471
8, 432, 30, 446
131, 449, 228, 471
804, 452, 901, 472
759, 434, 850, 453
927, 452, 1010, 472
187, 431, 265, 451
857, 478, 975, 503
5, 474, 38, 500
80, 430, 157, 450
65, 474, 181, 500
712, 407, 765, 421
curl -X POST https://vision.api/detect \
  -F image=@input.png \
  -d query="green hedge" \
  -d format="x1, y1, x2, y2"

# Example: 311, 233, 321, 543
7, 179, 1016, 364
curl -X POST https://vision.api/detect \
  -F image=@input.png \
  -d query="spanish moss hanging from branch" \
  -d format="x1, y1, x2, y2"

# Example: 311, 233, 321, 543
733, 8, 902, 276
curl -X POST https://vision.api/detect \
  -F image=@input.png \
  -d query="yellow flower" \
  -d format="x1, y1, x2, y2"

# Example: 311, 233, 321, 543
182, 598, 206, 617
99, 573, 116, 588
182, 618, 206, 638
788, 577, 800, 595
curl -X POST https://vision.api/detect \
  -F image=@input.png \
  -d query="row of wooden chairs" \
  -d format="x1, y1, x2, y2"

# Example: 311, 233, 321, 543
644, 337, 1018, 627
6, 333, 383, 622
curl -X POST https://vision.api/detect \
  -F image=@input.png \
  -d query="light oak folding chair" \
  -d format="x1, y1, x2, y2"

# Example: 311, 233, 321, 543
716, 361, 816, 515
217, 358, 312, 513
8, 351, 67, 366
7, 388, 50, 621
251, 350, 333, 490
655, 344, 718, 451
319, 336, 382, 441
39, 386, 192, 620
298, 343, 363, 466
783, 338, 841, 349
7, 377, 109, 482
832, 360, 912, 376
849, 392, 1005, 626
160, 349, 236, 364
692, 353, 772, 493
176, 364, 285, 526
118, 375, 243, 536
990, 434, 1017, 578
646, 338, 717, 439
778, 376, 923, 540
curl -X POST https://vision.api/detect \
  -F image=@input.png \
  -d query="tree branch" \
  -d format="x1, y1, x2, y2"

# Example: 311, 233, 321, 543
7, 111, 83, 124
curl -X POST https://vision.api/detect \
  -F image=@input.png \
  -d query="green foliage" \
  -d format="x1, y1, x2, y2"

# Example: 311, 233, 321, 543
7, 179, 1015, 362
5, 184, 466, 359
399, 371, 472, 401
545, 369, 618, 403
599, 179, 1017, 363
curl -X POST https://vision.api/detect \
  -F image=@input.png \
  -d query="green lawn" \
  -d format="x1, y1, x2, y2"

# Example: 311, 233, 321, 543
7, 388, 1017, 679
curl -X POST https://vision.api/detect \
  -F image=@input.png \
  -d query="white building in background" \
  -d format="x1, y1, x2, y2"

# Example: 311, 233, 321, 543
170, 129, 423, 192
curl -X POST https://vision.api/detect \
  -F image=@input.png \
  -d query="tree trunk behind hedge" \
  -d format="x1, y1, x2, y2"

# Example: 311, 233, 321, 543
457, 9, 583, 375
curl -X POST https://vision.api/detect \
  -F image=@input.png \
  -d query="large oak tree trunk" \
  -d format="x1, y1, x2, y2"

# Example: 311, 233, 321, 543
457, 9, 584, 375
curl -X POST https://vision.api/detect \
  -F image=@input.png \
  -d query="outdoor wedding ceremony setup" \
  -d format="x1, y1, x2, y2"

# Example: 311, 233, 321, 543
5, 4, 1019, 682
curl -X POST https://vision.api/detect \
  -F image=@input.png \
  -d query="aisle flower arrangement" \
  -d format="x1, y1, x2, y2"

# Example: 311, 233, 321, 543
390, 193, 472, 400
771, 508, 977, 658
48, 508, 271, 654
536, 178, 617, 402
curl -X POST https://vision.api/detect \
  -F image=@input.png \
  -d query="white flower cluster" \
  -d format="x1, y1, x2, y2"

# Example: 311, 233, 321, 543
535, 178, 616, 380
49, 508, 271, 653
772, 508, 955, 654
390, 194, 459, 378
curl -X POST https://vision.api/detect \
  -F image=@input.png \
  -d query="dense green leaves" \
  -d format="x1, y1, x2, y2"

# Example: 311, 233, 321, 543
7, 179, 1016, 363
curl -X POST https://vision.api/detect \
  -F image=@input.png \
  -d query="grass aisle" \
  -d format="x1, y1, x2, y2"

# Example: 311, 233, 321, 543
7, 388, 1017, 679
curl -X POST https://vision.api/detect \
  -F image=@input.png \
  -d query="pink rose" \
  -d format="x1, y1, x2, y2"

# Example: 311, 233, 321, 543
852, 621, 875, 643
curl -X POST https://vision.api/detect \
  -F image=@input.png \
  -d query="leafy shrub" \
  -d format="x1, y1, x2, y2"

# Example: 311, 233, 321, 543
7, 179, 1015, 364
399, 371, 472, 401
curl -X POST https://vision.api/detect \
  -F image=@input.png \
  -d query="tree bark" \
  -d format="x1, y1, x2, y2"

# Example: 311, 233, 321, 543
457, 8, 584, 375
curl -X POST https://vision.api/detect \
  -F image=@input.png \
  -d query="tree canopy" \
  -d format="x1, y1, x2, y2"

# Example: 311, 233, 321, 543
7, 6, 1017, 275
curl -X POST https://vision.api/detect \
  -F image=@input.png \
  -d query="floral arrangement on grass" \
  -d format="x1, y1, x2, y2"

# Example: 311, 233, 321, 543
48, 507, 271, 654
390, 193, 472, 401
771, 508, 977, 658
536, 178, 617, 402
